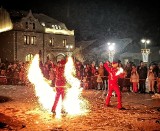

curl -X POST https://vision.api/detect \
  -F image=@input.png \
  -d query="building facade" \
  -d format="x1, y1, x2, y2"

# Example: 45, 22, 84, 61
0, 8, 75, 63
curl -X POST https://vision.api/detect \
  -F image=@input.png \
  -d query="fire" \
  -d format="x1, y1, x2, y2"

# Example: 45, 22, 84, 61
28, 54, 56, 112
28, 54, 88, 117
63, 56, 88, 115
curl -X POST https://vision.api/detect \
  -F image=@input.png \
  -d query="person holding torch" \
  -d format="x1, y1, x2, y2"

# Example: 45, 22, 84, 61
51, 59, 67, 115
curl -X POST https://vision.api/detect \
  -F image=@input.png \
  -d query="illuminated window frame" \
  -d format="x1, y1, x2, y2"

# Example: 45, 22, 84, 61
63, 39, 67, 47
30, 36, 36, 45
24, 35, 30, 45
25, 54, 33, 61
49, 38, 54, 46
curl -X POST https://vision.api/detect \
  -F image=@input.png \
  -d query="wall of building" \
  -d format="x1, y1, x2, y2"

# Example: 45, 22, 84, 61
16, 31, 44, 62
0, 31, 14, 62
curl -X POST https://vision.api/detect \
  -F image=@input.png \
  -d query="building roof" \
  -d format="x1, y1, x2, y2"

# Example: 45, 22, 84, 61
9, 10, 67, 29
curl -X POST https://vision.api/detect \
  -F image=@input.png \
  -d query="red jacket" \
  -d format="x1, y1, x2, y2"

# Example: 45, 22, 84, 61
55, 66, 66, 87
104, 63, 119, 83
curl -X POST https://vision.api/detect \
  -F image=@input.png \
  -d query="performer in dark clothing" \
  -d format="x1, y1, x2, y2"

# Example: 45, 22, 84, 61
137, 61, 148, 93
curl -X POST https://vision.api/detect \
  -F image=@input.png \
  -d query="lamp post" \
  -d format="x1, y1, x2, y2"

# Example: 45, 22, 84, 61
66, 44, 73, 56
141, 39, 150, 63
107, 42, 115, 63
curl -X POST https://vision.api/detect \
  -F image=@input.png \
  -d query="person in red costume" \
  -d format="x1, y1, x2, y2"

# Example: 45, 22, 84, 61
51, 59, 67, 115
104, 61, 125, 110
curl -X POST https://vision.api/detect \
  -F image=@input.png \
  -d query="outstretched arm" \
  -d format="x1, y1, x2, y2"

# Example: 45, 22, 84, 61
104, 61, 111, 73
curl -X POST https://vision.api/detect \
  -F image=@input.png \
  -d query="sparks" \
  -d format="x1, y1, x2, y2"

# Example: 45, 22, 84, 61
63, 56, 88, 115
28, 54, 88, 117
28, 54, 56, 112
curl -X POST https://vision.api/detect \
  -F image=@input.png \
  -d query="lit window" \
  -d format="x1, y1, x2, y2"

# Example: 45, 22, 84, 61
24, 35, 27, 44
63, 39, 67, 47
30, 36, 36, 45
24, 35, 29, 45
41, 22, 45, 26
58, 26, 61, 30
49, 38, 54, 46
52, 25, 55, 28
55, 25, 58, 29
25, 54, 33, 61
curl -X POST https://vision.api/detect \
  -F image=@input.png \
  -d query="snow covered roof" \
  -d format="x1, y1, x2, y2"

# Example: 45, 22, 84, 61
9, 10, 67, 30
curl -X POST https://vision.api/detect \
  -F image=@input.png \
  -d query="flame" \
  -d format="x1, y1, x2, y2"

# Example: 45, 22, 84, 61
63, 56, 88, 115
28, 54, 88, 118
28, 54, 56, 112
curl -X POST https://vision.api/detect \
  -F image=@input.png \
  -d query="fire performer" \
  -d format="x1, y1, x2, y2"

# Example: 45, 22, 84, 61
104, 61, 125, 110
51, 59, 67, 115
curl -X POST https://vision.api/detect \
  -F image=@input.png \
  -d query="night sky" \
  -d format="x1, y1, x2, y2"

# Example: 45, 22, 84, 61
1, 0, 160, 44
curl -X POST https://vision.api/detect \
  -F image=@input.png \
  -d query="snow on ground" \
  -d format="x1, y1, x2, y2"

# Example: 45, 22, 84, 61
0, 85, 160, 131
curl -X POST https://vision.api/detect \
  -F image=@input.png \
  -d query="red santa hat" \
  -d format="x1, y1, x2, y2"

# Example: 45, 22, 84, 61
112, 61, 118, 64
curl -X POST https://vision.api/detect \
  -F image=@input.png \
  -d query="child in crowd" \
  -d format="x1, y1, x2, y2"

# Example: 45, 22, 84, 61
130, 65, 139, 93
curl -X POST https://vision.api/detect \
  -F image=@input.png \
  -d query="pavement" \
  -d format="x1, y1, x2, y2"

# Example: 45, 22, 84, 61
0, 85, 160, 131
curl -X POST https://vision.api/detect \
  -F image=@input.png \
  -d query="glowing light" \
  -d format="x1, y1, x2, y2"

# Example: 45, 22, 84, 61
116, 67, 123, 76
45, 28, 74, 36
141, 39, 145, 43
0, 7, 13, 33
28, 54, 56, 112
108, 42, 115, 51
63, 56, 88, 115
141, 39, 150, 44
28, 54, 88, 118
41, 22, 45, 26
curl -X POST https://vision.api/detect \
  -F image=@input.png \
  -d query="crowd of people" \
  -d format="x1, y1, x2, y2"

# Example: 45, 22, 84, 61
0, 59, 160, 94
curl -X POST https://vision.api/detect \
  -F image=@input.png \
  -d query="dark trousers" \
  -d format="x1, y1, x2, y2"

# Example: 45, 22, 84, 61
139, 79, 146, 93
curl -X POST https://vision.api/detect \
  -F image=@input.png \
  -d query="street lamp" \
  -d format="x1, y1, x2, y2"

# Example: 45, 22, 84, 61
107, 42, 115, 63
141, 39, 150, 49
141, 39, 150, 63
66, 44, 73, 56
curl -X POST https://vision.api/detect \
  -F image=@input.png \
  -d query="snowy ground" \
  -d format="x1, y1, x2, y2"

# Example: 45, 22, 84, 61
0, 85, 160, 131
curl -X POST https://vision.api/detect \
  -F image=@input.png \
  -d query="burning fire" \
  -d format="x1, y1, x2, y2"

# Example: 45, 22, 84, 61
63, 56, 88, 115
28, 54, 56, 112
28, 54, 88, 117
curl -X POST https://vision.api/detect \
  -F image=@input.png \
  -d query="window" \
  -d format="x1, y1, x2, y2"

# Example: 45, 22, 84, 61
41, 22, 45, 26
49, 38, 54, 46
63, 39, 67, 47
33, 23, 35, 29
55, 25, 58, 29
25, 54, 33, 61
25, 22, 28, 29
52, 25, 55, 28
24, 35, 29, 45
24, 35, 36, 45
30, 36, 36, 45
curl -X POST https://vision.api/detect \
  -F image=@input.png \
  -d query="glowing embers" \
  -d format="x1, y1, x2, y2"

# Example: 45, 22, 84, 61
28, 54, 55, 112
0, 7, 13, 33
